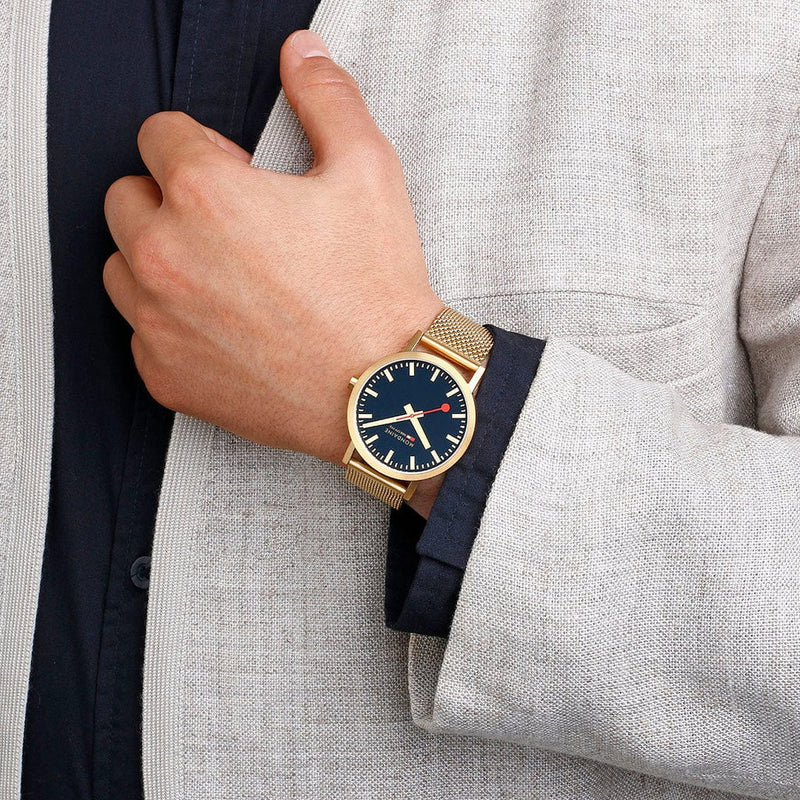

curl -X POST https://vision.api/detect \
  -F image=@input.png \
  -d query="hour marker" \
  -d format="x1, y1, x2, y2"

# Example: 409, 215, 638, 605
446, 434, 459, 444
384, 450, 394, 463
445, 388, 459, 397
365, 388, 378, 398
358, 413, 373, 419
452, 413, 466, 419
409, 455, 416, 469
365, 434, 379, 444
430, 368, 440, 382
409, 363, 415, 376
383, 369, 394, 382
431, 450, 441, 464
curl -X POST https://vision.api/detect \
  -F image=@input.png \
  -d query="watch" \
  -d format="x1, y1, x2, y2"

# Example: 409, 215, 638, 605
342, 306, 494, 509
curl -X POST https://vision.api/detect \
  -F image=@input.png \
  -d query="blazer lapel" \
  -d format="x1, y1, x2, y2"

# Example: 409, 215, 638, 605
0, 0, 56, 796
143, 5, 373, 798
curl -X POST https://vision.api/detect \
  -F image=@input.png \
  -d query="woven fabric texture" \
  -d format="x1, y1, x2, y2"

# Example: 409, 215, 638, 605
140, 1, 800, 797
2, 0, 800, 798
0, 0, 55, 797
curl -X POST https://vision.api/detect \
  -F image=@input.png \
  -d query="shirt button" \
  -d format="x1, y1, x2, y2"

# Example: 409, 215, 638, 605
130, 556, 151, 590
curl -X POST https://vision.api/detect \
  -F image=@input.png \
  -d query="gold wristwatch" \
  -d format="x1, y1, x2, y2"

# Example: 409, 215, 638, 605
342, 306, 494, 509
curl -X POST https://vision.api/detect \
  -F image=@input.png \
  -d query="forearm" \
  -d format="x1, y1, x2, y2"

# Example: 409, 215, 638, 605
409, 336, 800, 798
404, 473, 444, 519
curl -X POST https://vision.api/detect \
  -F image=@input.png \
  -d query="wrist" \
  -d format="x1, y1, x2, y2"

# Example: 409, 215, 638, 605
317, 293, 446, 465
405, 472, 445, 519
341, 303, 492, 511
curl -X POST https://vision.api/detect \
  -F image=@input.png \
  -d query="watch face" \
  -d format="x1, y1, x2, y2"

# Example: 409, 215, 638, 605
348, 352, 476, 481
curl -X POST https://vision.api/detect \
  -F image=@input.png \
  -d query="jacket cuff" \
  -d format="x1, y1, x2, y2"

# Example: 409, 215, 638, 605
385, 325, 546, 637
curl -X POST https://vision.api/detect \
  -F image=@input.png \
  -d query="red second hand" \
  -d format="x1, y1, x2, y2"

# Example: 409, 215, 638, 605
395, 403, 450, 423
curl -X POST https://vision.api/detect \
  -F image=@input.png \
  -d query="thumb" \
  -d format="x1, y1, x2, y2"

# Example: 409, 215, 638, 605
280, 30, 389, 171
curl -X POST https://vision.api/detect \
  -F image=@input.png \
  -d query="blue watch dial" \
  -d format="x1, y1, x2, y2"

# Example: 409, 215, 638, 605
353, 356, 471, 476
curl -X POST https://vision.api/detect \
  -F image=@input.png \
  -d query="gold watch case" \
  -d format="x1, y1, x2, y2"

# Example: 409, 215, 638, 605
344, 350, 477, 483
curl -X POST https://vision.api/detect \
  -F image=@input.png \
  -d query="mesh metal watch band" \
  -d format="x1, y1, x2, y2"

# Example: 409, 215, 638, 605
423, 306, 494, 367
345, 460, 407, 509
345, 306, 494, 508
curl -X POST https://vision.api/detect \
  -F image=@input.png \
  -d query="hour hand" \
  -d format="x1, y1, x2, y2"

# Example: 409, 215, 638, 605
403, 404, 431, 450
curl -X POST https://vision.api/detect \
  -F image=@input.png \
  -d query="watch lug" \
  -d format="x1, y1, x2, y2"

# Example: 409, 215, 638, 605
404, 330, 424, 351
342, 441, 355, 465
467, 364, 486, 393
349, 376, 358, 387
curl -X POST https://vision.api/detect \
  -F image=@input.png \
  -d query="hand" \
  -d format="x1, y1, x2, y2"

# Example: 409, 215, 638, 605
102, 29, 444, 467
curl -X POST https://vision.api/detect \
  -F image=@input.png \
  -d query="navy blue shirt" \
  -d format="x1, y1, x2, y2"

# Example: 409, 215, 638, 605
22, 3, 547, 798
386, 326, 545, 637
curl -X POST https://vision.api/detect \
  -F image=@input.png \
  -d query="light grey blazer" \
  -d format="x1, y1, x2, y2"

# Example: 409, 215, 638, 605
1, 0, 800, 797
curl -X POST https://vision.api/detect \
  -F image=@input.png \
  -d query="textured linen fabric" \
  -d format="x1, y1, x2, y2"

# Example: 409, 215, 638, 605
0, 0, 55, 797
139, 0, 800, 798
3, 0, 800, 799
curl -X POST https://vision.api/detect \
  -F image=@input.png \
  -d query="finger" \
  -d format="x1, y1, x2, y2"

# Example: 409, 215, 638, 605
137, 110, 231, 189
103, 250, 140, 328
104, 174, 162, 265
198, 123, 253, 163
279, 29, 389, 171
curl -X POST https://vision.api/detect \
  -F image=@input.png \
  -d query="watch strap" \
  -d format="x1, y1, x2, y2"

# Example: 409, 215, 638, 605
421, 307, 494, 367
345, 460, 410, 510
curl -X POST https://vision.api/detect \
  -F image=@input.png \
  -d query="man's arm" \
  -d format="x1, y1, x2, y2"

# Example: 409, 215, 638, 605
406, 106, 800, 799
101, 29, 800, 799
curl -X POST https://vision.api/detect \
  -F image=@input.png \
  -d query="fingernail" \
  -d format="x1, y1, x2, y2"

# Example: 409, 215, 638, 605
290, 30, 331, 59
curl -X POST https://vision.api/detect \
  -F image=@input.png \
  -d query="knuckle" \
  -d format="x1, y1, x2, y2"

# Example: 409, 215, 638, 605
132, 336, 182, 410
104, 174, 137, 213
350, 135, 404, 186
136, 114, 157, 149
164, 157, 210, 202
149, 374, 183, 411
137, 111, 186, 148
363, 135, 401, 171
163, 154, 219, 213
128, 229, 174, 290
303, 61, 360, 93
136, 112, 164, 155
146, 373, 176, 409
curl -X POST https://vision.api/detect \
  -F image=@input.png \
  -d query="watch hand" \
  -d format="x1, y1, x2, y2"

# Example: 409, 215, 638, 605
361, 412, 419, 428
361, 403, 450, 429
403, 404, 431, 450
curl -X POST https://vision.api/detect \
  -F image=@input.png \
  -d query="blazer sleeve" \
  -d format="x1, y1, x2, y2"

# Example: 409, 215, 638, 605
405, 110, 800, 798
